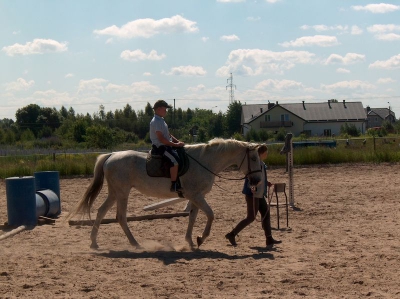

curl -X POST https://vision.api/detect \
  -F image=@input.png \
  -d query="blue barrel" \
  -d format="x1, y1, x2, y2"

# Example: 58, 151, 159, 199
36, 194, 47, 218
35, 189, 61, 217
34, 171, 61, 214
6, 176, 37, 227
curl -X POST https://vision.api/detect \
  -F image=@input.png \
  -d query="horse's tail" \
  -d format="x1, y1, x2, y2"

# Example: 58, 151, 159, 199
66, 153, 112, 220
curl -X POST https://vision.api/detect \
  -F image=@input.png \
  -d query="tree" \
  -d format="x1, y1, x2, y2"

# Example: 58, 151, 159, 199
72, 119, 89, 143
225, 100, 242, 136
37, 107, 61, 130
15, 104, 41, 136
85, 125, 115, 149
60, 106, 68, 119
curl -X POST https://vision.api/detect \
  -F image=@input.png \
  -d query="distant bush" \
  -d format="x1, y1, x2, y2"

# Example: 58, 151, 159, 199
340, 123, 360, 137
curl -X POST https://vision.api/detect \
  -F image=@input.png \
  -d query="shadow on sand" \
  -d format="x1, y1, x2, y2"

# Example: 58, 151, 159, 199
94, 247, 277, 265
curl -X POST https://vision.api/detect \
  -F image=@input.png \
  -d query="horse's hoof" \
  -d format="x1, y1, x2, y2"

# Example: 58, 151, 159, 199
196, 236, 203, 247
90, 243, 99, 250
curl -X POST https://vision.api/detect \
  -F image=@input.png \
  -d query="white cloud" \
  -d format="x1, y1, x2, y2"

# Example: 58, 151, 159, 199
367, 24, 400, 40
220, 34, 240, 42
120, 49, 166, 61
266, 0, 282, 3
255, 79, 304, 90
351, 25, 363, 35
321, 80, 375, 91
5, 78, 35, 91
65, 73, 74, 78
78, 78, 108, 94
217, 0, 245, 2
369, 54, 400, 70
12, 30, 21, 35
216, 49, 315, 76
93, 15, 198, 39
367, 24, 400, 33
202, 37, 209, 42
300, 25, 348, 33
187, 84, 206, 92
2, 38, 68, 56
33, 90, 71, 106
375, 33, 400, 41
247, 16, 261, 22
352, 3, 400, 13
325, 53, 365, 65
336, 68, 350, 73
106, 81, 161, 94
377, 77, 395, 84
143, 72, 152, 76
162, 65, 207, 76
280, 35, 339, 47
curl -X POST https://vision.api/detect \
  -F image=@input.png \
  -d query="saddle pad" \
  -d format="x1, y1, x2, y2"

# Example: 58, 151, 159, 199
146, 147, 189, 178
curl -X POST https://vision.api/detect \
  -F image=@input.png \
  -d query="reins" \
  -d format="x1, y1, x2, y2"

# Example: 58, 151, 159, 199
185, 147, 260, 181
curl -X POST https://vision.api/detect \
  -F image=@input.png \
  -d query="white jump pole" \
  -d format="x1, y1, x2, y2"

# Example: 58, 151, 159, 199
143, 197, 187, 211
0, 225, 27, 241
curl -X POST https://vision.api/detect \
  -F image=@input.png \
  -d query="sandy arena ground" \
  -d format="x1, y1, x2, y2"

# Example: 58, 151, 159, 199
0, 163, 399, 298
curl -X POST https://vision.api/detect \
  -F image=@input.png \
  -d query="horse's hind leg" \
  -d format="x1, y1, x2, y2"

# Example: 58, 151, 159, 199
90, 195, 116, 249
116, 194, 140, 248
185, 201, 199, 249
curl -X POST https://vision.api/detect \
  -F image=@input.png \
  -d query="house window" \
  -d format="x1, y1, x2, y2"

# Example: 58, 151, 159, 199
324, 129, 331, 137
265, 115, 271, 122
280, 114, 289, 121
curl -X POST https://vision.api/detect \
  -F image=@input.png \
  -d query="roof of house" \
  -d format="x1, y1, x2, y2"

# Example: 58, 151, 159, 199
280, 101, 366, 121
241, 104, 270, 124
365, 107, 396, 119
243, 101, 367, 124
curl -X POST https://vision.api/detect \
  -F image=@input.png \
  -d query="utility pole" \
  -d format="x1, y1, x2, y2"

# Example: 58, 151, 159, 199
226, 73, 236, 104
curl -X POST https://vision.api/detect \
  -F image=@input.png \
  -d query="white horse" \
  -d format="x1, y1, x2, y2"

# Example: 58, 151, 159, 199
68, 138, 263, 250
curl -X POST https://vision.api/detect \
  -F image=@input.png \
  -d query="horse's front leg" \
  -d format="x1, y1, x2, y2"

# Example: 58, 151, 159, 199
185, 201, 198, 250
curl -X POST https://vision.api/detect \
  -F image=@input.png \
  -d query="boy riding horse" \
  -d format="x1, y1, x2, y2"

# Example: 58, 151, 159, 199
150, 100, 185, 192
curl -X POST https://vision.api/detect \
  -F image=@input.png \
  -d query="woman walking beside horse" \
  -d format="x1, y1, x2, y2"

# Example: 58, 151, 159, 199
225, 144, 282, 247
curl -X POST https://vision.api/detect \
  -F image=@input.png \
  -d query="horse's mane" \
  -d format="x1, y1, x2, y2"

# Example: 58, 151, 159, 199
186, 138, 256, 153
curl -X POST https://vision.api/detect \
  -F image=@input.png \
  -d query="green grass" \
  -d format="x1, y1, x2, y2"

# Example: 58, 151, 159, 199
1, 137, 399, 179
266, 137, 400, 166
0, 153, 98, 179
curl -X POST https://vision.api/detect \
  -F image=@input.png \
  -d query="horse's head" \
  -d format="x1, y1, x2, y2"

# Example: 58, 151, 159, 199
239, 143, 262, 187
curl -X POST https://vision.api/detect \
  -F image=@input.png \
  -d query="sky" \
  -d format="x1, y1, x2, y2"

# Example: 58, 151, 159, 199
1, 0, 400, 121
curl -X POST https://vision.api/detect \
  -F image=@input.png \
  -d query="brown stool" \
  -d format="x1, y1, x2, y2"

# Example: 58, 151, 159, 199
269, 183, 289, 229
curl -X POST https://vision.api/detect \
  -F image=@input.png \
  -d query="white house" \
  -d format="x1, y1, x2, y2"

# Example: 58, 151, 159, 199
241, 100, 367, 137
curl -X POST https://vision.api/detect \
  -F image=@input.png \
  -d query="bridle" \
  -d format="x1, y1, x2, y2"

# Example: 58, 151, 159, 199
238, 147, 262, 177
186, 146, 261, 181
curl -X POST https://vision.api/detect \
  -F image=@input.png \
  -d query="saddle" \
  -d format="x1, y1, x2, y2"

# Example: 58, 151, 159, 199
146, 147, 189, 178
